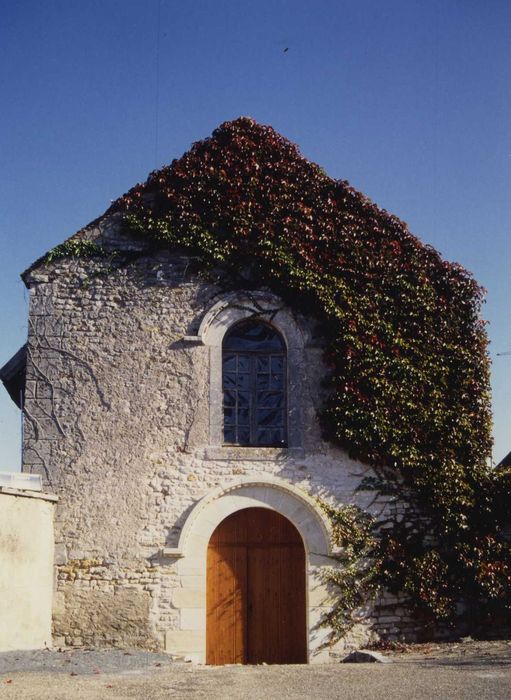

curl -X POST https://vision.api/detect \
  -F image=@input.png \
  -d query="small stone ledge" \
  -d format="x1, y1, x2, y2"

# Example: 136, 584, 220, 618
160, 547, 185, 559
181, 335, 202, 345
202, 446, 305, 462
0, 487, 58, 503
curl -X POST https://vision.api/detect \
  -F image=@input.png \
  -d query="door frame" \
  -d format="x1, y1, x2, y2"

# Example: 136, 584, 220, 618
161, 476, 334, 664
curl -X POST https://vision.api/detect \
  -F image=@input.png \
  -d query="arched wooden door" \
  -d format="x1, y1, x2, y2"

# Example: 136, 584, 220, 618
206, 507, 307, 665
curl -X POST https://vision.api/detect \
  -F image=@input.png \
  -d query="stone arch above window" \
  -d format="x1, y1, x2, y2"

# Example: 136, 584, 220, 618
197, 292, 305, 450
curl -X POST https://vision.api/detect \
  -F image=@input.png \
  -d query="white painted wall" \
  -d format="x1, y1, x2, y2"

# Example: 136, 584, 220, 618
0, 489, 56, 651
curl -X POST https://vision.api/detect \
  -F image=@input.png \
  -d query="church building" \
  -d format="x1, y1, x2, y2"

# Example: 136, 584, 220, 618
2, 118, 487, 662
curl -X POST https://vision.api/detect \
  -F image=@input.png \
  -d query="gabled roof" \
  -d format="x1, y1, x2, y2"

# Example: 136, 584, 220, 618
23, 117, 434, 281
496, 450, 511, 472
108, 116, 425, 257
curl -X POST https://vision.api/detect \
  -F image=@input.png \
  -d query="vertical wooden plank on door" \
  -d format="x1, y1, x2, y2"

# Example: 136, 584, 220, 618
206, 532, 247, 664
247, 541, 282, 664
279, 539, 307, 663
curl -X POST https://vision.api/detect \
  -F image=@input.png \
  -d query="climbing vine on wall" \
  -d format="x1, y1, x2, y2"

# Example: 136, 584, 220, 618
43, 239, 108, 263
107, 117, 508, 629
319, 502, 380, 639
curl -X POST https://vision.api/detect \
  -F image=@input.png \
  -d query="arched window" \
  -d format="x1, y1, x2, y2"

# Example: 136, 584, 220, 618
222, 320, 287, 446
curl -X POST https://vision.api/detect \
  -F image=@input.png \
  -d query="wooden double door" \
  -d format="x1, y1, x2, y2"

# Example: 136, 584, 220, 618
206, 507, 307, 665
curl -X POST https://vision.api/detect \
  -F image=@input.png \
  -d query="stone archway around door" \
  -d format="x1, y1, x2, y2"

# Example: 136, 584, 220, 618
161, 475, 335, 664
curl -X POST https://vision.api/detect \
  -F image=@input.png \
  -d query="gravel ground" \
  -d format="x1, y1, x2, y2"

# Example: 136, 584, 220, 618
0, 640, 509, 700
0, 648, 172, 677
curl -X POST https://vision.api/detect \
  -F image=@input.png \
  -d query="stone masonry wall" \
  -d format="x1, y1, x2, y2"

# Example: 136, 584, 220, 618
22, 217, 416, 654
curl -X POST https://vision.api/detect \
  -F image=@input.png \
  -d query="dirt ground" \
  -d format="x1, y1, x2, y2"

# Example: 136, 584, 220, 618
0, 639, 510, 700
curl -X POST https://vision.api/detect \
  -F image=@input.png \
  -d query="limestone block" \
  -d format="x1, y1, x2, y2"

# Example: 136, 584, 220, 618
165, 630, 203, 654
308, 606, 329, 629
310, 649, 330, 664
180, 608, 206, 630
308, 583, 336, 607
283, 500, 310, 525
179, 575, 206, 591
309, 622, 332, 650
172, 588, 205, 609
54, 543, 67, 566
309, 553, 335, 568
53, 591, 66, 617
183, 533, 208, 559
300, 524, 328, 556
177, 557, 204, 577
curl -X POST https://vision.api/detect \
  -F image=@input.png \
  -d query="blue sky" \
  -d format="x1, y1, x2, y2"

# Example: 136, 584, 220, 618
1, 0, 510, 470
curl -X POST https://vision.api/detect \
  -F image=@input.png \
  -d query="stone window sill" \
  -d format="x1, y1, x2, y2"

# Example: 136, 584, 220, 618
202, 446, 305, 462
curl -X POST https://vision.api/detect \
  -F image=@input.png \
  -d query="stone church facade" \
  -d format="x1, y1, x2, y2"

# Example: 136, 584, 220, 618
3, 208, 410, 663
6, 111, 471, 661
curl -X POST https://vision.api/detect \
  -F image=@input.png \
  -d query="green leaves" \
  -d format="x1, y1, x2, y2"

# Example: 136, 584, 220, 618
44, 239, 107, 263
